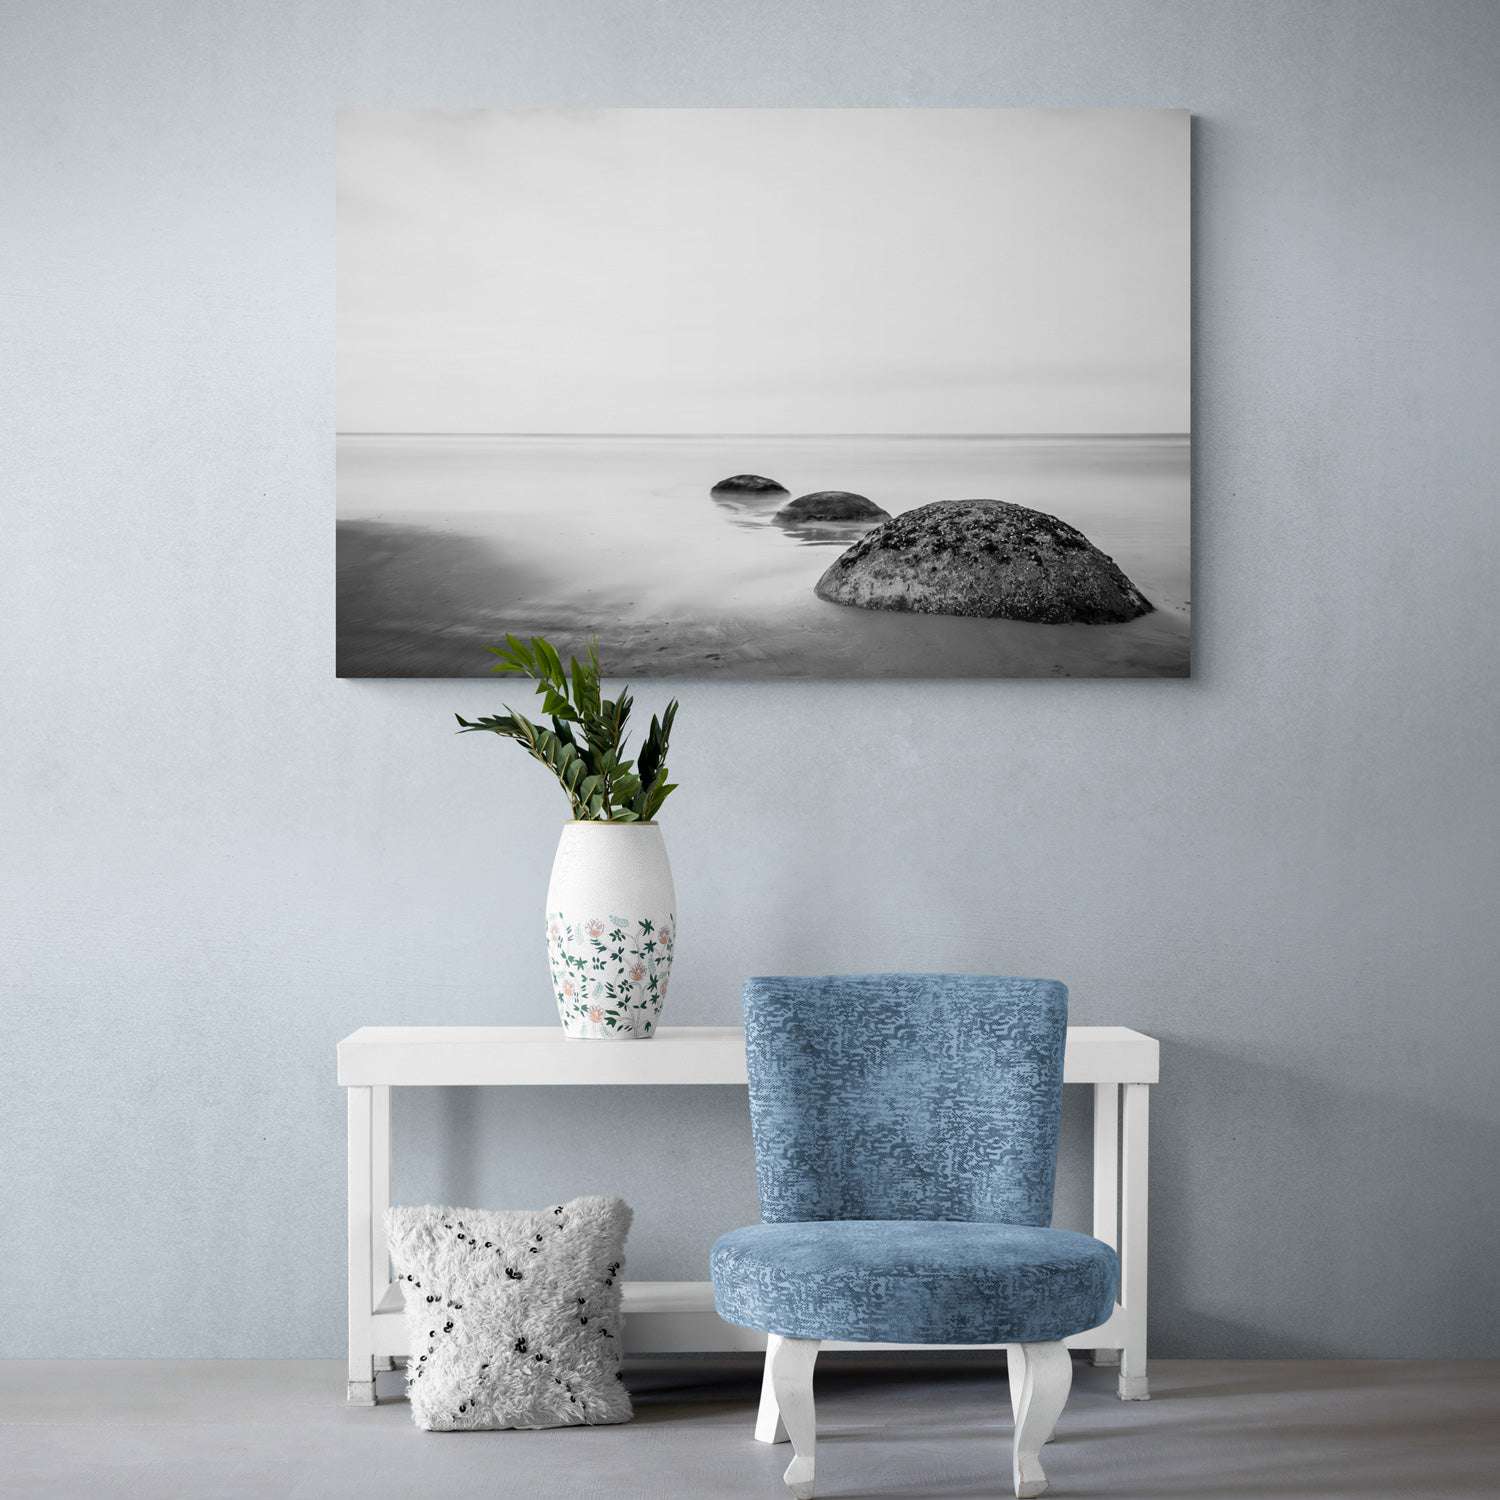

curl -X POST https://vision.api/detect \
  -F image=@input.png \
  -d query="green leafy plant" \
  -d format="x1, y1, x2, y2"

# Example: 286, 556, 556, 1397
456, 636, 679, 823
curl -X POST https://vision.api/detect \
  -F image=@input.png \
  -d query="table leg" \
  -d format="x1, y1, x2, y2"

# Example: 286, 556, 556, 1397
347, 1085, 376, 1405
1090, 1082, 1122, 1368
1118, 1082, 1150, 1400
369, 1084, 391, 1372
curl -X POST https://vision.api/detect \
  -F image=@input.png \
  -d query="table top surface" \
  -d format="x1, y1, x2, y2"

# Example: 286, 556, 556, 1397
337, 1024, 1159, 1086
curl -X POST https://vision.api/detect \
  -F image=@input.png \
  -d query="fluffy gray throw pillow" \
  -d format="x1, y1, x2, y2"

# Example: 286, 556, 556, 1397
386, 1195, 633, 1430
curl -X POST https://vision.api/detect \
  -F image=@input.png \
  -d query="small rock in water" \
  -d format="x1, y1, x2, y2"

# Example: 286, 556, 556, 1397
814, 499, 1153, 624
711, 474, 787, 495
774, 491, 890, 524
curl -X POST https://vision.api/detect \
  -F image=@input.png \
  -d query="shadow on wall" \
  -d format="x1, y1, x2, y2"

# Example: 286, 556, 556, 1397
1147, 1036, 1500, 1359
394, 1083, 762, 1283
392, 1032, 1500, 1358
432, 1086, 486, 1209
1152, 1358, 1500, 1403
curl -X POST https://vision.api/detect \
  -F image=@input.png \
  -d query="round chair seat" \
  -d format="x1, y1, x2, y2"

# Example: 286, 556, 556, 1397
711, 1220, 1118, 1345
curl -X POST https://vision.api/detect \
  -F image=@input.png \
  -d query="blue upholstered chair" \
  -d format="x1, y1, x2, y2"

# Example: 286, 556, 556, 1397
711, 975, 1118, 1500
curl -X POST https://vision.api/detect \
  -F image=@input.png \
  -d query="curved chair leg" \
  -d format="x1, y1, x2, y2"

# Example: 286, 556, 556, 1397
756, 1334, 790, 1443
768, 1334, 820, 1499
1008, 1342, 1073, 1499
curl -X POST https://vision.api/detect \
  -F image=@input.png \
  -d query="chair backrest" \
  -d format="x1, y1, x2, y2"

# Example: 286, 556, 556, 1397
742, 974, 1068, 1225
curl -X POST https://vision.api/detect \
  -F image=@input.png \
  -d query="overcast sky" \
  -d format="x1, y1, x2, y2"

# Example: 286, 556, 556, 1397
338, 109, 1188, 435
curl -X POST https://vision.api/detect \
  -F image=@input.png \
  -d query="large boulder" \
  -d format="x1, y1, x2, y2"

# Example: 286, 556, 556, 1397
774, 490, 890, 525
814, 499, 1153, 624
712, 474, 787, 495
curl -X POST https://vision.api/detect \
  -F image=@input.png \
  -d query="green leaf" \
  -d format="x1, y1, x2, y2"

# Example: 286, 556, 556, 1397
455, 711, 525, 738
535, 637, 565, 687
643, 777, 678, 821
485, 640, 530, 675
486, 633, 537, 677
635, 697, 676, 792
459, 635, 679, 823
569, 660, 593, 719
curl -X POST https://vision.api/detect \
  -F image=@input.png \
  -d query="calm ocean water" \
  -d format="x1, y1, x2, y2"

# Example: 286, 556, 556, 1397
336, 435, 1190, 677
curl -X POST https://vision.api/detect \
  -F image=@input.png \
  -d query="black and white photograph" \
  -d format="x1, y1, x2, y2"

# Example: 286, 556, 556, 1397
338, 108, 1190, 678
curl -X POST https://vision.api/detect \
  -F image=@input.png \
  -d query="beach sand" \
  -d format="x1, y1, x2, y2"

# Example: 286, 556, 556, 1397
336, 435, 1190, 679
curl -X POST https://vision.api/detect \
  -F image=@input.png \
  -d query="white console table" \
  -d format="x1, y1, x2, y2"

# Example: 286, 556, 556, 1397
338, 1024, 1158, 1407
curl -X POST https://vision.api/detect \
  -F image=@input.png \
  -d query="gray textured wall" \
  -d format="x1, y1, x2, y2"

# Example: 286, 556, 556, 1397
3, 0, 1498, 1359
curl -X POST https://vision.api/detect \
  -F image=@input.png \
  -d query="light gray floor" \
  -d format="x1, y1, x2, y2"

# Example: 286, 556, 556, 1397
3, 1356, 1497, 1500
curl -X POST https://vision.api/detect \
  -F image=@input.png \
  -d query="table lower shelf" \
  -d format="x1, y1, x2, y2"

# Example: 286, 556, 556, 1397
370, 1279, 1128, 1357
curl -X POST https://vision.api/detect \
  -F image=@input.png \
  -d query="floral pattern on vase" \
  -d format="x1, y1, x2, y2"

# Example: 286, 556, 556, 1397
548, 911, 675, 1038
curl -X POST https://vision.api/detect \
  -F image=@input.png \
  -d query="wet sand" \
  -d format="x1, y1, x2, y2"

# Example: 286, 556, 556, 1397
336, 521, 535, 677
338, 519, 1189, 678
336, 435, 1190, 678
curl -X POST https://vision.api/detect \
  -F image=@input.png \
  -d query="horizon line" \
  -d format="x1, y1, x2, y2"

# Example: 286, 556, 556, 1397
337, 430, 1191, 441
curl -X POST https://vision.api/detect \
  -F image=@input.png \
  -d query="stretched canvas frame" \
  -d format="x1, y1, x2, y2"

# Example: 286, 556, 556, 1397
337, 109, 1189, 678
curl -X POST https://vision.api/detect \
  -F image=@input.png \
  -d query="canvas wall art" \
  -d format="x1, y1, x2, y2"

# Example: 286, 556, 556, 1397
337, 109, 1190, 677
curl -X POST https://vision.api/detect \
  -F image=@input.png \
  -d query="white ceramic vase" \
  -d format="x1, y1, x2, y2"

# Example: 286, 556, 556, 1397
545, 822, 676, 1040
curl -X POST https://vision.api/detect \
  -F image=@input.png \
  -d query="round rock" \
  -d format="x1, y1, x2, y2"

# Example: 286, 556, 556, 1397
711, 474, 787, 495
774, 491, 891, 524
814, 499, 1153, 624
